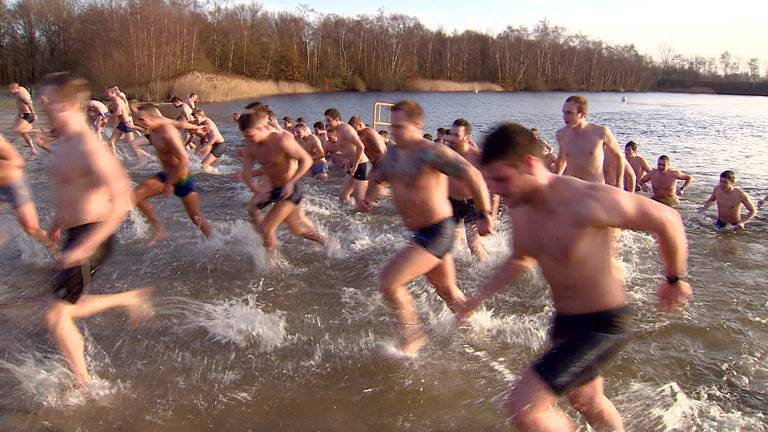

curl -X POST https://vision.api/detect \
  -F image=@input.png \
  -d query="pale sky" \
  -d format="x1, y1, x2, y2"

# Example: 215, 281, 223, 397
261, 0, 768, 74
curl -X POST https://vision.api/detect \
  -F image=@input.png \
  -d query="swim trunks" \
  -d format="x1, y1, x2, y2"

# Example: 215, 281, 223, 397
449, 197, 481, 224
51, 223, 115, 304
652, 195, 678, 207
714, 219, 737, 230
411, 217, 456, 258
0, 177, 32, 209
21, 113, 35, 124
156, 172, 196, 198
347, 161, 372, 181
117, 121, 131, 133
533, 306, 631, 395
256, 183, 304, 210
310, 162, 328, 175
210, 142, 227, 158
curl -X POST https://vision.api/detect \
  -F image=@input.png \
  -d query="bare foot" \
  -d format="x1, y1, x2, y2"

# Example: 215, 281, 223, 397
145, 226, 166, 247
127, 288, 154, 327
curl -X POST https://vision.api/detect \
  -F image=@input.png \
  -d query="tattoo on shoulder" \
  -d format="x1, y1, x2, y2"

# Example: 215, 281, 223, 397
422, 148, 468, 177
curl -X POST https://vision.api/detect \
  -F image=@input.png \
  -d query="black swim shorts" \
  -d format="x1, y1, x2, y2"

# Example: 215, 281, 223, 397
210, 142, 227, 158
449, 197, 481, 225
411, 217, 456, 258
51, 224, 115, 304
21, 113, 35, 124
256, 183, 304, 210
533, 306, 631, 395
347, 161, 372, 181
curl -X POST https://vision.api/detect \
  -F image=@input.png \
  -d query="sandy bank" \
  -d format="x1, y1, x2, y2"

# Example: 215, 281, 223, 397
403, 79, 504, 92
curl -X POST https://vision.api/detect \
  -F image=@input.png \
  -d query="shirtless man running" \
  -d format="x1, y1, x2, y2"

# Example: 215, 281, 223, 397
106, 86, 149, 161
0, 134, 49, 245
699, 170, 757, 230
191, 108, 226, 172
556, 95, 624, 188
445, 118, 498, 259
349, 116, 387, 166
38, 72, 153, 386
132, 104, 212, 245
9, 82, 40, 155
639, 155, 693, 207
324, 108, 369, 205
624, 141, 652, 192
238, 108, 325, 256
293, 123, 328, 181
86, 99, 110, 140
460, 122, 692, 432
171, 97, 195, 150
359, 100, 492, 356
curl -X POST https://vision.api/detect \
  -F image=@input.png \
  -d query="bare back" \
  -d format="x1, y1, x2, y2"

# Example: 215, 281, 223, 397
360, 127, 386, 163
300, 135, 326, 162
336, 123, 369, 165
15, 88, 33, 115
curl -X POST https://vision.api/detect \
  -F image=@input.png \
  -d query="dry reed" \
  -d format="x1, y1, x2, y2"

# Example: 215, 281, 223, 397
405, 79, 504, 92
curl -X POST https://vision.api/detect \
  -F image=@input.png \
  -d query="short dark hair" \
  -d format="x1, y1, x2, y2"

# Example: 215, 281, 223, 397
238, 105, 270, 131
348, 115, 364, 126
392, 100, 424, 123
720, 170, 736, 182
245, 101, 262, 110
283, 116, 293, 123
658, 155, 670, 162
324, 108, 341, 120
437, 128, 446, 134
40, 72, 90, 103
313, 121, 325, 130
423, 133, 433, 141
565, 95, 588, 115
378, 130, 388, 136
452, 118, 472, 135
296, 117, 304, 123
189, 93, 197, 97
480, 122, 542, 166
171, 96, 182, 103
625, 141, 637, 150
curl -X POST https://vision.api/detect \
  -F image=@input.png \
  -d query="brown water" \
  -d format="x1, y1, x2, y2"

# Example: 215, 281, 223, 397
0, 92, 766, 431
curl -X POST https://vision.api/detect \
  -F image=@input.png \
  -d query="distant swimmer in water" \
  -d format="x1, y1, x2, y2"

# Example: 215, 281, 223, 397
238, 107, 325, 257
639, 155, 692, 207
293, 123, 328, 181
192, 108, 226, 172
359, 100, 493, 357
624, 141, 652, 192
556, 95, 624, 188
0, 134, 50, 246
132, 104, 213, 245
86, 99, 110, 140
9, 82, 42, 156
324, 108, 370, 206
699, 170, 757, 230
446, 118, 499, 260
38, 72, 154, 387
459, 122, 691, 432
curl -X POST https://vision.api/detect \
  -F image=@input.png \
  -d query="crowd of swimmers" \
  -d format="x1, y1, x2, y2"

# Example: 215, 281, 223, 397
1, 73, 765, 431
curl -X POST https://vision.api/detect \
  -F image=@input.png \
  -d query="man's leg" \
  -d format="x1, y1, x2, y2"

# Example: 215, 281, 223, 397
181, 192, 212, 238
124, 132, 151, 160
43, 290, 153, 386
339, 174, 354, 204
258, 200, 298, 255
247, 197, 265, 233
424, 253, 465, 310
567, 376, 624, 432
378, 244, 442, 355
352, 179, 369, 205
108, 129, 123, 154
506, 368, 577, 432
13, 119, 36, 155
465, 222, 489, 260
284, 204, 325, 245
133, 178, 166, 245
201, 154, 217, 170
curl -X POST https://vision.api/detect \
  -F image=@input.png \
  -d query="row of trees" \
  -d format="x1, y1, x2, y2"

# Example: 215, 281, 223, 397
0, 0, 762, 93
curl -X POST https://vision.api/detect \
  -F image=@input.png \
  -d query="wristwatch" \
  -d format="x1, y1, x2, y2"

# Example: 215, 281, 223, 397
666, 275, 684, 285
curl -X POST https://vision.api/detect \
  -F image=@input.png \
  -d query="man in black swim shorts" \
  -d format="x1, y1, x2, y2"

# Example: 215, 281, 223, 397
39, 72, 153, 386
359, 100, 493, 357
9, 82, 42, 155
238, 107, 325, 257
459, 122, 692, 432
324, 108, 371, 206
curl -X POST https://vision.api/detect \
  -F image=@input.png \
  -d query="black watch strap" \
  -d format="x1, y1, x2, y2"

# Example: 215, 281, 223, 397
666, 275, 682, 285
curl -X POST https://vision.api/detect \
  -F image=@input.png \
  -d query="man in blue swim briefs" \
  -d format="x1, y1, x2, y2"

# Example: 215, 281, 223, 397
324, 108, 370, 206
699, 170, 757, 230
358, 100, 493, 357
458, 123, 692, 432
293, 123, 328, 181
238, 106, 325, 257
132, 104, 212, 246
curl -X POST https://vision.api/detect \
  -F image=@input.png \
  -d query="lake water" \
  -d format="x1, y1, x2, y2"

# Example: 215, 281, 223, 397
0, 91, 766, 431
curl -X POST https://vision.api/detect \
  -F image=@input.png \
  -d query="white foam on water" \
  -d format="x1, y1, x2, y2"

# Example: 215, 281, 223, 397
172, 295, 288, 350
117, 207, 152, 243
201, 220, 269, 272
616, 381, 767, 431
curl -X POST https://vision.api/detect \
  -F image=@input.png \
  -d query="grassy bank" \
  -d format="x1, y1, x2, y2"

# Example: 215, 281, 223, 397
404, 79, 504, 92
126, 72, 318, 103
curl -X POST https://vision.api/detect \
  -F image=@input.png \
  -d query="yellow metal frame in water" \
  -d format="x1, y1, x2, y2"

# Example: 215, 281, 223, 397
372, 102, 394, 131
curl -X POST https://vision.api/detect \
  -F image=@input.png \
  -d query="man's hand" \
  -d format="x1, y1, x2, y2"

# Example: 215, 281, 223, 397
475, 213, 494, 236
658, 280, 692, 312
279, 181, 295, 200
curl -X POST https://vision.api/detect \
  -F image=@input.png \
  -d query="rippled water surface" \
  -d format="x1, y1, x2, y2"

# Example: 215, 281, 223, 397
0, 92, 766, 431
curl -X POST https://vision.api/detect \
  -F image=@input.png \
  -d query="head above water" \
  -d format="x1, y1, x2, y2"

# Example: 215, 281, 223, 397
313, 121, 325, 132
480, 122, 545, 203
171, 96, 183, 107
39, 72, 91, 122
324, 108, 342, 129
192, 108, 206, 119
447, 118, 472, 147
237, 105, 271, 141
348, 115, 365, 131
293, 122, 309, 138
562, 95, 588, 127
390, 100, 424, 145
720, 170, 736, 187
657, 155, 670, 171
